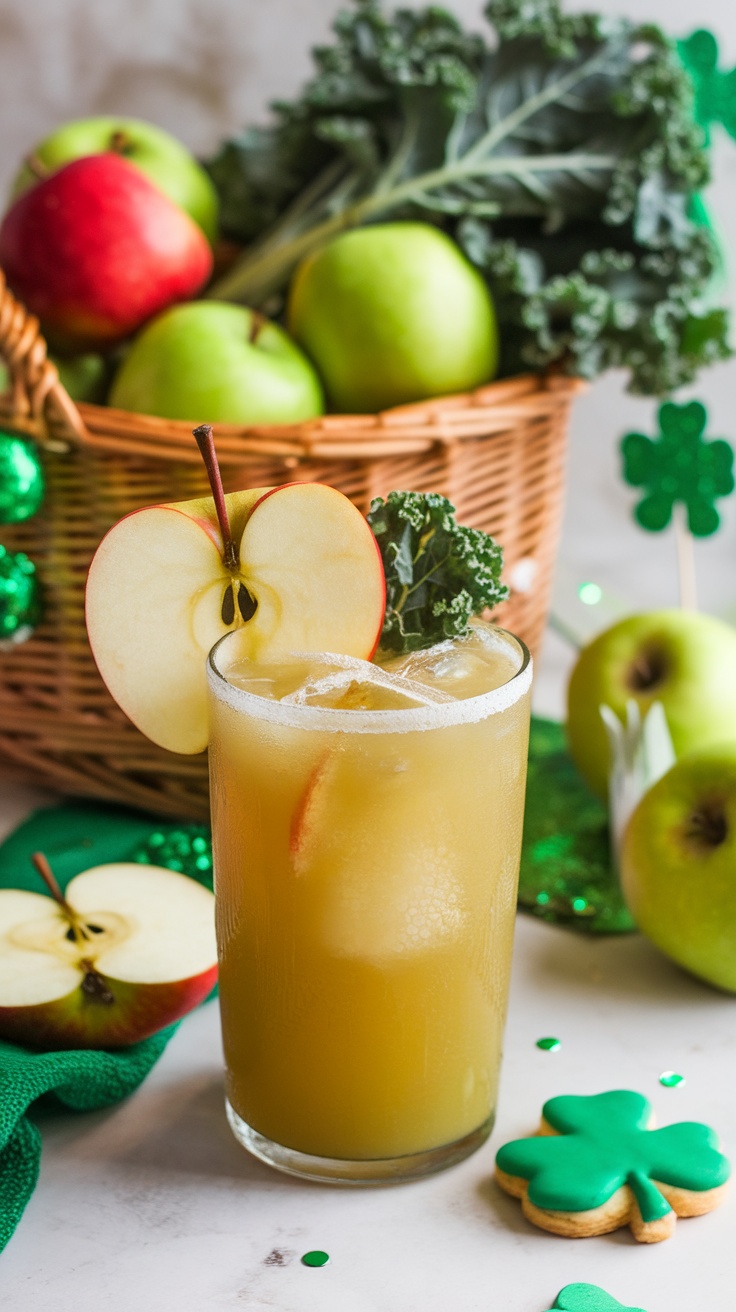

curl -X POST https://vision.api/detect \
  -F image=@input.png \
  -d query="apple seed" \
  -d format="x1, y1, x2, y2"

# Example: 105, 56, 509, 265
237, 581, 257, 621
221, 582, 236, 626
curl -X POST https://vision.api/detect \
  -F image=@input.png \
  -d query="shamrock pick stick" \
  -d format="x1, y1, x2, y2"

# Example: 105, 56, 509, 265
547, 1285, 646, 1312
621, 400, 734, 610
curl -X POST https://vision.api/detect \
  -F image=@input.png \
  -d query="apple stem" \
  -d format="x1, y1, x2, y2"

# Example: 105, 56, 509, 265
25, 152, 49, 180
31, 852, 74, 916
109, 129, 132, 156
248, 311, 267, 345
192, 424, 239, 572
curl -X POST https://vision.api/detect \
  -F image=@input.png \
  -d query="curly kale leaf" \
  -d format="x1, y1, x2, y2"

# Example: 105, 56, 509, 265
459, 216, 729, 394
367, 491, 508, 652
206, 0, 729, 395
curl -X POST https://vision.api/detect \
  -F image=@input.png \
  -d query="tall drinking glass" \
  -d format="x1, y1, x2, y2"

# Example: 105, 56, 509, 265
207, 623, 532, 1184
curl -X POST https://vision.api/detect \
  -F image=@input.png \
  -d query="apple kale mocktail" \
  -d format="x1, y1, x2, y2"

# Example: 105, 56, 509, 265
207, 622, 531, 1182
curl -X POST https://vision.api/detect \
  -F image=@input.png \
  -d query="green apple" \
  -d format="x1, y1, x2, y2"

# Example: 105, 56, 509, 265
108, 302, 324, 424
621, 743, 736, 992
11, 116, 218, 244
567, 610, 736, 800
287, 222, 498, 412
54, 353, 109, 404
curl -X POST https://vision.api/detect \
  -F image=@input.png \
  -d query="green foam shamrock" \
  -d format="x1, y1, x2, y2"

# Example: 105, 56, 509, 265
547, 1286, 646, 1312
496, 1090, 730, 1226
621, 400, 734, 537
678, 30, 736, 144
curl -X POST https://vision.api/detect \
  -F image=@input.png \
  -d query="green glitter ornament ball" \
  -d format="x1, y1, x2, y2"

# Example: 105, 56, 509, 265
0, 433, 44, 524
0, 546, 42, 644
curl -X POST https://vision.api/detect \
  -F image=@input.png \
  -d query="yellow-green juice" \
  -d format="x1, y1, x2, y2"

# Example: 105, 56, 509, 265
207, 623, 531, 1182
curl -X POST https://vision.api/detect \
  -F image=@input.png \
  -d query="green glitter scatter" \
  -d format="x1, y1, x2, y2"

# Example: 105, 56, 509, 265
659, 1071, 686, 1088
301, 1250, 330, 1268
519, 718, 635, 934
536, 1037, 561, 1052
130, 824, 213, 890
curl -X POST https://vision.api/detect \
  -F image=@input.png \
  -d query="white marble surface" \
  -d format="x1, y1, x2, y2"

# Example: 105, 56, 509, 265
0, 767, 734, 1312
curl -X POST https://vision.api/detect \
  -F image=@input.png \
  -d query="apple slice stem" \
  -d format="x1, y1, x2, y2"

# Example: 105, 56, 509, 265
193, 424, 258, 624
31, 853, 116, 1002
32, 851, 74, 916
192, 424, 238, 571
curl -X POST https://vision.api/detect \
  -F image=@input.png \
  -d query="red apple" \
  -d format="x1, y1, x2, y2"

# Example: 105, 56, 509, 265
86, 479, 386, 755
0, 863, 218, 1049
0, 154, 213, 351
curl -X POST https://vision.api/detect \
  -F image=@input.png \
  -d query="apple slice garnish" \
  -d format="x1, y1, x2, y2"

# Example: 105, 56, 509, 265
0, 855, 218, 1050
85, 425, 386, 754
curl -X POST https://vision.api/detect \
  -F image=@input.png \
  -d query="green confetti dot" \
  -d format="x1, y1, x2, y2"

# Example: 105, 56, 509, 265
571, 897, 588, 913
301, 1250, 330, 1268
536, 891, 550, 906
536, 1036, 561, 1052
659, 1071, 685, 1088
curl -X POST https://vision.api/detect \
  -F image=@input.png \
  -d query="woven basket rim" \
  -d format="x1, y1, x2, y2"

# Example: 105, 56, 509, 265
0, 370, 585, 464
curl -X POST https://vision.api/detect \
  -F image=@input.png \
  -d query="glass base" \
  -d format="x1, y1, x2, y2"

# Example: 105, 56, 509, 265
225, 1100, 494, 1185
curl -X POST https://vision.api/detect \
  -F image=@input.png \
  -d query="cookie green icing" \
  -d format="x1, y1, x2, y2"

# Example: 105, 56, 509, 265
549, 1284, 646, 1312
496, 1090, 730, 1219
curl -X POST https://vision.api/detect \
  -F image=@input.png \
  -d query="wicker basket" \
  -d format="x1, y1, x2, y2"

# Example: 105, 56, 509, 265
0, 271, 584, 820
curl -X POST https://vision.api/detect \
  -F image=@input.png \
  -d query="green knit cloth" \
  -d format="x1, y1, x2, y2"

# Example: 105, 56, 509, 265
0, 1027, 175, 1252
0, 801, 187, 1253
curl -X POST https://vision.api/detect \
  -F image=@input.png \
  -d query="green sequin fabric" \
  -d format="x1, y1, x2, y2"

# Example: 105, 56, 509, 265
519, 718, 634, 933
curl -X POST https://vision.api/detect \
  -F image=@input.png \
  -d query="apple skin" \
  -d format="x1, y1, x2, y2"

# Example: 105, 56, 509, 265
0, 154, 213, 352
12, 115, 218, 244
54, 353, 109, 404
567, 610, 736, 800
0, 969, 218, 1050
621, 744, 736, 992
0, 865, 218, 1049
287, 222, 498, 413
109, 302, 324, 424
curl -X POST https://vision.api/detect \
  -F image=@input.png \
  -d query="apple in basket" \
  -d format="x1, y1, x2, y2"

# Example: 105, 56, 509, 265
287, 222, 499, 412
0, 855, 218, 1049
11, 115, 219, 243
85, 426, 386, 754
0, 154, 213, 352
108, 302, 324, 425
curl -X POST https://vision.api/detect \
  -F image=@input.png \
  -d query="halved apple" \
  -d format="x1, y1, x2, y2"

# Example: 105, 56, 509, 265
85, 481, 386, 754
0, 863, 218, 1050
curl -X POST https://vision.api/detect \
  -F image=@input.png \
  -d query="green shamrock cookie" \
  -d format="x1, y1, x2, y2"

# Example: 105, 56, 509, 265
495, 1090, 730, 1242
621, 400, 734, 537
548, 1285, 646, 1312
